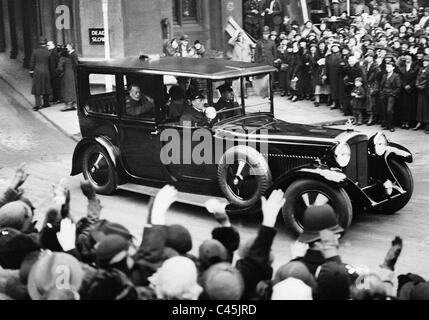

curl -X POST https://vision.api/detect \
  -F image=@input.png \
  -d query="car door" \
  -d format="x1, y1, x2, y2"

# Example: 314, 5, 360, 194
117, 74, 166, 181
159, 122, 219, 187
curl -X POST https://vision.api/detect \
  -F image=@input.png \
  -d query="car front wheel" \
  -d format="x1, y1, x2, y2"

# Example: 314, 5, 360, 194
382, 159, 414, 214
82, 144, 117, 195
282, 179, 353, 236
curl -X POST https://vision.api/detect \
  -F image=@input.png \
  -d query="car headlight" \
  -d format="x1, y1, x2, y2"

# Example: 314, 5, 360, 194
373, 132, 388, 156
334, 143, 351, 168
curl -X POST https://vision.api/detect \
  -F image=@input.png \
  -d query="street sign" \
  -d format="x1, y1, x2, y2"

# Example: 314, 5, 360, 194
89, 28, 105, 45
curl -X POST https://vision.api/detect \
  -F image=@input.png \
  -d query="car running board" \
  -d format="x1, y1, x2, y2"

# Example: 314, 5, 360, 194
117, 183, 228, 208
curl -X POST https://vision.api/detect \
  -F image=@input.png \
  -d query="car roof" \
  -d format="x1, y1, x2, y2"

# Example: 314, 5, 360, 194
78, 56, 277, 80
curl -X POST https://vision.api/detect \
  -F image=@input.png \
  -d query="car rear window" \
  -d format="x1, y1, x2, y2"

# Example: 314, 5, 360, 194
84, 74, 118, 116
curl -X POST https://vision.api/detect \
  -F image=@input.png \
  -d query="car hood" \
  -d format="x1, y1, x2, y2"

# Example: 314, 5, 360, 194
213, 113, 351, 146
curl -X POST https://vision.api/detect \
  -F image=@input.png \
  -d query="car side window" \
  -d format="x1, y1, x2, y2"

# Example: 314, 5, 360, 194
85, 74, 117, 115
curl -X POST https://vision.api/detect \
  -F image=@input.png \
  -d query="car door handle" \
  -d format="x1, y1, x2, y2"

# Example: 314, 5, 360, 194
150, 129, 160, 135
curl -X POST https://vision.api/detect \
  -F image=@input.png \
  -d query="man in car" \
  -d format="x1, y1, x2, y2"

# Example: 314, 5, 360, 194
180, 92, 210, 127
215, 83, 242, 120
125, 84, 155, 117
177, 76, 198, 100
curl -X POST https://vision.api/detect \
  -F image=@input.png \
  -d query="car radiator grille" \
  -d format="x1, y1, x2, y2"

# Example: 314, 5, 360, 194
268, 154, 319, 173
344, 141, 368, 187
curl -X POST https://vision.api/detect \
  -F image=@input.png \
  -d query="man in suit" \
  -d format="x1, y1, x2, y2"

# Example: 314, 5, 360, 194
255, 30, 277, 66
380, 61, 402, 132
125, 84, 155, 118
262, 0, 283, 35
47, 41, 60, 104
396, 52, 420, 129
29, 37, 52, 111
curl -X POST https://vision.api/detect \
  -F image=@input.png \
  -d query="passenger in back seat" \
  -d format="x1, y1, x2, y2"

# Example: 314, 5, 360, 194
167, 85, 189, 119
125, 84, 155, 118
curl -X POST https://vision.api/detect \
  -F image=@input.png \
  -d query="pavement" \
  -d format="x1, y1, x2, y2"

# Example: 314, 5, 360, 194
0, 52, 351, 143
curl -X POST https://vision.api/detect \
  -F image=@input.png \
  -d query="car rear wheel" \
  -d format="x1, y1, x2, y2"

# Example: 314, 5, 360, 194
217, 145, 272, 208
382, 159, 414, 214
82, 144, 117, 195
282, 179, 353, 236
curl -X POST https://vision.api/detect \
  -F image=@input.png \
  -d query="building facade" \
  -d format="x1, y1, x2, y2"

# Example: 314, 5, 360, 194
0, 0, 309, 67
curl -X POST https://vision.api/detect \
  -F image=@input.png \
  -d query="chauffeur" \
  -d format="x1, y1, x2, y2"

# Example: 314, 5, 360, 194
215, 84, 241, 120
180, 92, 210, 127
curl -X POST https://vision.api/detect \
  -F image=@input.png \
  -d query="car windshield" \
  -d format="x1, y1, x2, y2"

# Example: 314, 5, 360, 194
210, 74, 272, 117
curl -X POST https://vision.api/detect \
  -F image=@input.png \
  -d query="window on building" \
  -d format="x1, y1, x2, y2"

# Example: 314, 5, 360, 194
173, 0, 199, 25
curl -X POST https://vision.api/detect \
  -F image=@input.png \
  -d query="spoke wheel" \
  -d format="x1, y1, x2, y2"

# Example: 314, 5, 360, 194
282, 179, 353, 236
218, 145, 272, 208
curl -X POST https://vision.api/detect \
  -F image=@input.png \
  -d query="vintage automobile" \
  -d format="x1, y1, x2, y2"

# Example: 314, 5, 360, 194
70, 56, 414, 235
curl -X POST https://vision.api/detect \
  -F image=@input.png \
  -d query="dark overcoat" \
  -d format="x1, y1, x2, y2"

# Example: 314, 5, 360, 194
396, 62, 420, 122
30, 46, 52, 95
416, 65, 429, 123
326, 52, 346, 100
255, 39, 277, 66
57, 54, 77, 103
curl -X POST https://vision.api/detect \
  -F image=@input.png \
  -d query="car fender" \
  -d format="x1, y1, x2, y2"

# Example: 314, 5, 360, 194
385, 142, 413, 163
70, 136, 121, 176
268, 164, 348, 193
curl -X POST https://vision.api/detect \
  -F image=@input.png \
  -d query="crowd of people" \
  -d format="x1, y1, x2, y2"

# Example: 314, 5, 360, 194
240, 1, 429, 132
0, 164, 428, 300
163, 35, 207, 59
29, 38, 79, 112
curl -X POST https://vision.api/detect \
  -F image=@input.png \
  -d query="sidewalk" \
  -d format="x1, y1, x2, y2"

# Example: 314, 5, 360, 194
0, 53, 81, 142
0, 53, 349, 142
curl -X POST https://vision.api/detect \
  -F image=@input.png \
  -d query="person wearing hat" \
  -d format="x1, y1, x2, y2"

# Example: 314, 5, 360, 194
362, 51, 382, 126
291, 205, 348, 276
261, 0, 283, 35
314, 261, 351, 300
180, 91, 210, 127
418, 7, 429, 29
255, 28, 277, 67
276, 40, 294, 97
380, 60, 402, 131
414, 54, 429, 133
29, 37, 52, 111
389, 8, 405, 28
214, 83, 241, 121
396, 51, 420, 129
179, 35, 190, 57
191, 40, 206, 58
243, 0, 262, 40
166, 85, 188, 119
57, 43, 79, 112
326, 41, 346, 110
27, 252, 84, 300
350, 76, 366, 125
235, 189, 285, 299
